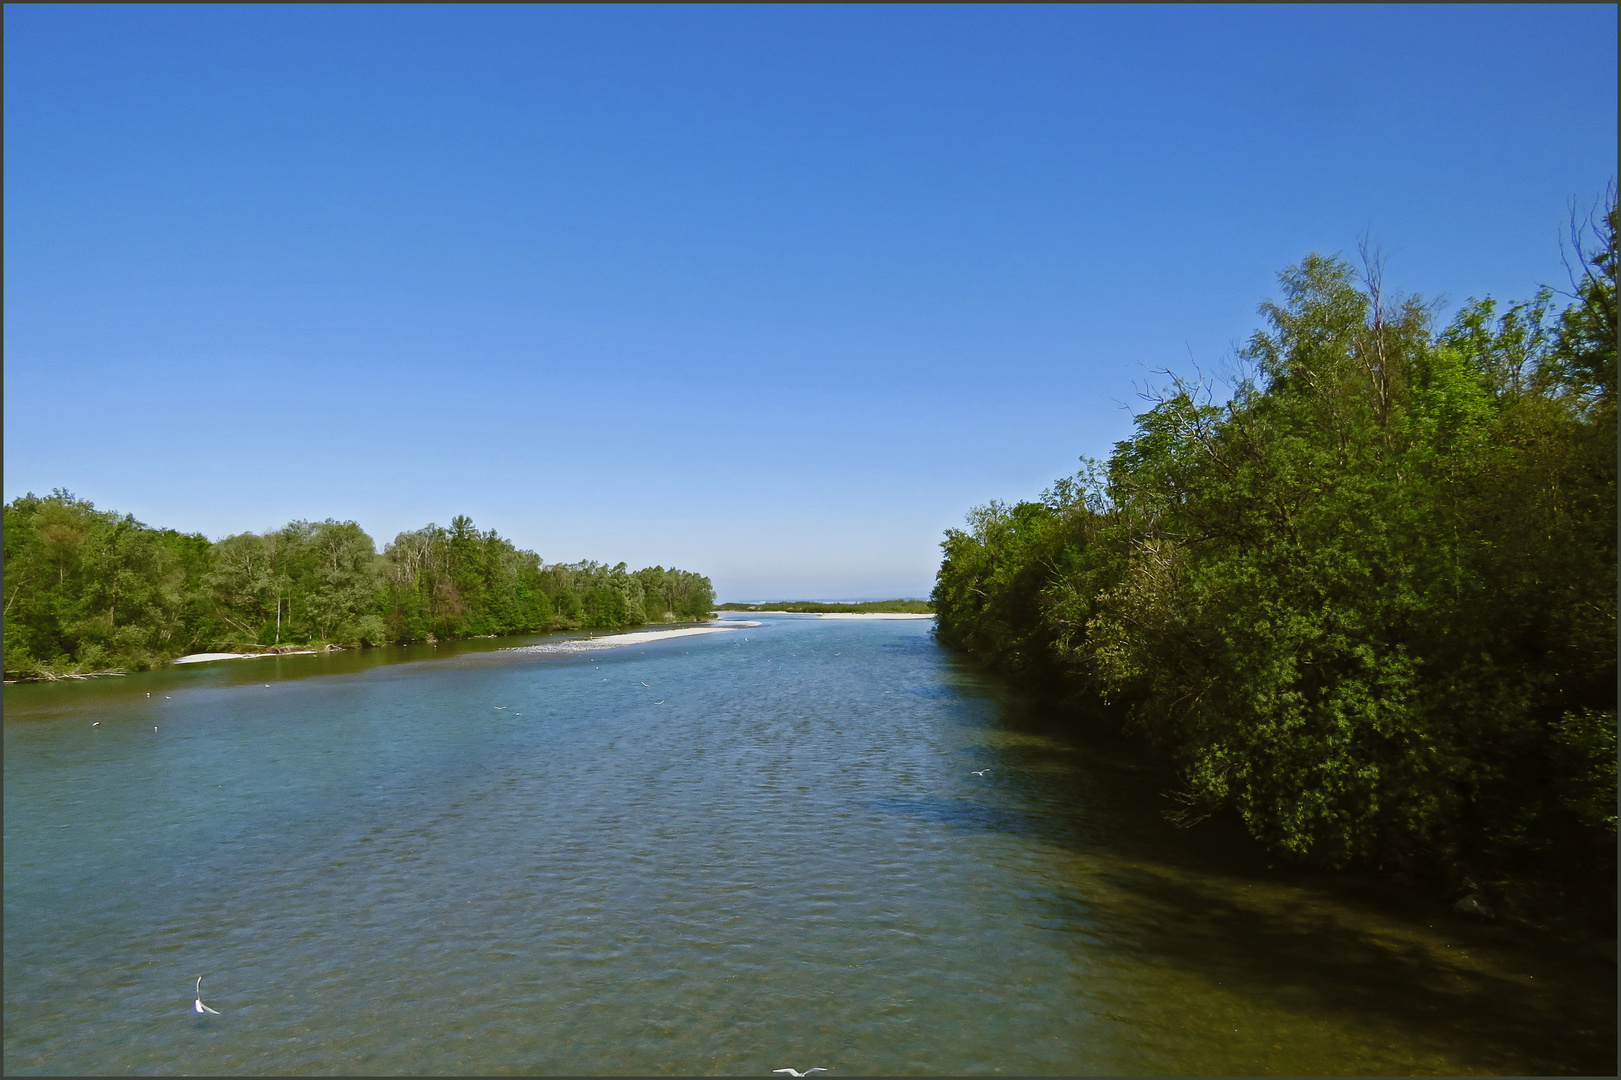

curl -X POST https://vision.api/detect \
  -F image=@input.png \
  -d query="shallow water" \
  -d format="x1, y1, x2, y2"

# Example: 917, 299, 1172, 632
4, 616, 1614, 1075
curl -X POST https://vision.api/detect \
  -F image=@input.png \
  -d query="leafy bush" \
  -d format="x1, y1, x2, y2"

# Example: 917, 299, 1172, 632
935, 200, 1616, 893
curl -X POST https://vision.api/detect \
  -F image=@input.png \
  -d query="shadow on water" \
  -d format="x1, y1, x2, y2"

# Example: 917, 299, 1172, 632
1094, 864, 1617, 1076
899, 651, 1619, 1077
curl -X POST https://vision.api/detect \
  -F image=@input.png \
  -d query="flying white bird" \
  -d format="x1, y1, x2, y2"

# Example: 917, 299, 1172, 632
971, 769, 990, 776
641, 682, 650, 687
92, 722, 100, 727
494, 706, 507, 710
773, 1070, 826, 1077
194, 976, 220, 1015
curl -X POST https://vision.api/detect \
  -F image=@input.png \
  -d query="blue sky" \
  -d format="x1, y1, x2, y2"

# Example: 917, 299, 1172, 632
5, 5, 1615, 601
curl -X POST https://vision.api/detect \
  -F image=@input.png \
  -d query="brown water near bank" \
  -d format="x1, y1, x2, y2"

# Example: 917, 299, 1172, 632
1000, 717, 1616, 1075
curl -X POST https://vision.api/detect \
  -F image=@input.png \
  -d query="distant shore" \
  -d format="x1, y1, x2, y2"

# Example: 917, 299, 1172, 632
715, 599, 934, 615
745, 611, 934, 620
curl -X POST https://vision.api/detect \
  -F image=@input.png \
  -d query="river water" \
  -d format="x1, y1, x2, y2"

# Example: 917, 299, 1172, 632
4, 614, 1614, 1075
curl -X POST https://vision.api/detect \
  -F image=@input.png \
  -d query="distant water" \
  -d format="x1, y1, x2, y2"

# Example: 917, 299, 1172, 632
5, 616, 1614, 1075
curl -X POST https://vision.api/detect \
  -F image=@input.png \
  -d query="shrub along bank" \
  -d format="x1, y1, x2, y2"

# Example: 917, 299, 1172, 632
934, 202, 1616, 925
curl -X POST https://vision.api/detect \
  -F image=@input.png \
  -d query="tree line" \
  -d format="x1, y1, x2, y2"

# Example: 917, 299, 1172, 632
3, 504, 714, 679
933, 198, 1616, 917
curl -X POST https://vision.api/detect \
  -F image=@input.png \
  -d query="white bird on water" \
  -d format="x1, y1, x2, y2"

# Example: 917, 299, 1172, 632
194, 976, 220, 1015
773, 1070, 826, 1077
971, 769, 990, 776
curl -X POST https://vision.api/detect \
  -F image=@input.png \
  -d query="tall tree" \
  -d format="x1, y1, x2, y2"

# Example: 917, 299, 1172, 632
935, 202, 1618, 907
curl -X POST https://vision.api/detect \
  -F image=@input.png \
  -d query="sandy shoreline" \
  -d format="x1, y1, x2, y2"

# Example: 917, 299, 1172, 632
505, 622, 762, 655
171, 613, 927, 666
173, 650, 320, 664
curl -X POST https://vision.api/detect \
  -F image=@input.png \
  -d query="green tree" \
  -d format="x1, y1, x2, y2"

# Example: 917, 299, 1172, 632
7, 498, 715, 673
934, 201, 1617, 905
4, 491, 204, 674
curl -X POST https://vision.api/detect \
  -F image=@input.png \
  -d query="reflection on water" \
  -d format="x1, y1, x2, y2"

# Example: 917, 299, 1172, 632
4, 617, 1614, 1075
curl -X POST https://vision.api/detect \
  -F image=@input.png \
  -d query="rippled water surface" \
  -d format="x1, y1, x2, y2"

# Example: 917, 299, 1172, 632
5, 616, 1614, 1075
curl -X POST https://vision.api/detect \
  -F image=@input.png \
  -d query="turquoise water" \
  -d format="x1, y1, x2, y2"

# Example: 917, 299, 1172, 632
4, 615, 1614, 1075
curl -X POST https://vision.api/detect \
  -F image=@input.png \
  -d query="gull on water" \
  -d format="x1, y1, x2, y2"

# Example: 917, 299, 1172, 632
194, 976, 221, 1015
774, 1070, 826, 1077
971, 769, 990, 776
92, 722, 100, 727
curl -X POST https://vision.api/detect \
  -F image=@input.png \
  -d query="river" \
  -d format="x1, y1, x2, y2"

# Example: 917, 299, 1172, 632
4, 614, 1614, 1075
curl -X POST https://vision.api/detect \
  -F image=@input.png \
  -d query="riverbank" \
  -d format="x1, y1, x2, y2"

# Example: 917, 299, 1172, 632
5, 615, 728, 681
172, 642, 359, 664
174, 650, 320, 664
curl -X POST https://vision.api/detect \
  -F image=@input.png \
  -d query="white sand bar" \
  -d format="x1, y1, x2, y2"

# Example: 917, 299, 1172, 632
505, 622, 761, 655
173, 651, 318, 664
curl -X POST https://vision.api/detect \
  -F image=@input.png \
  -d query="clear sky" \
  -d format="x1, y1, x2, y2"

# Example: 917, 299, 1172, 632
5, 5, 1615, 601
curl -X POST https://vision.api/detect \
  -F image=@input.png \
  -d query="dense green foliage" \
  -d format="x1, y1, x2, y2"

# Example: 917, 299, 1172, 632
934, 203, 1617, 900
4, 503, 713, 678
715, 599, 935, 613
